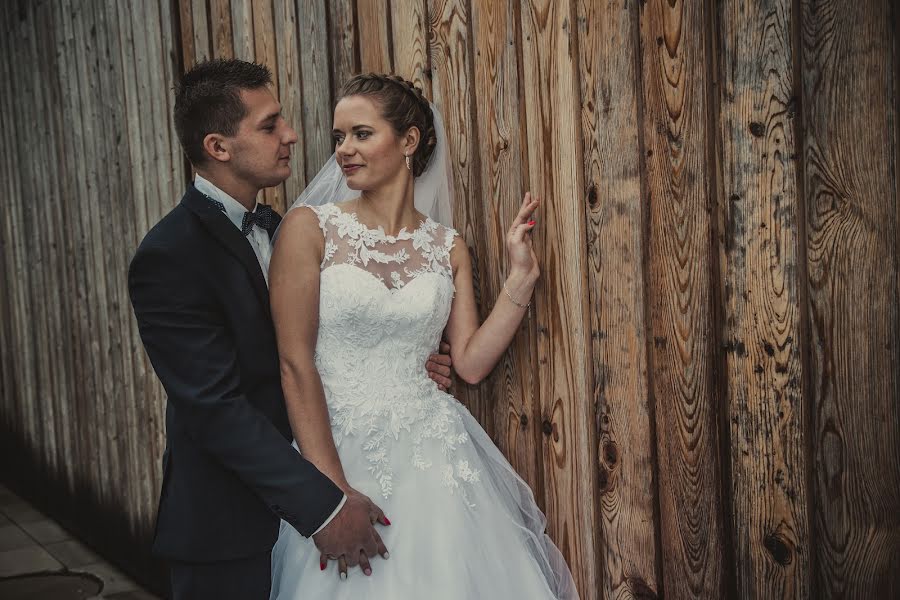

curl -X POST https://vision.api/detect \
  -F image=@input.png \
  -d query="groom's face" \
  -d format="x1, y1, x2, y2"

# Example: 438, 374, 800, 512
226, 87, 298, 188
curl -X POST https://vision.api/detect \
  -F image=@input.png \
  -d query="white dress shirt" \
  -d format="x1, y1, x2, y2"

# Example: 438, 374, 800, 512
193, 174, 347, 536
194, 174, 273, 283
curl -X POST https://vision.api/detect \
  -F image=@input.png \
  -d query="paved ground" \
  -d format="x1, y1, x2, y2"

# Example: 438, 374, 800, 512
0, 482, 161, 599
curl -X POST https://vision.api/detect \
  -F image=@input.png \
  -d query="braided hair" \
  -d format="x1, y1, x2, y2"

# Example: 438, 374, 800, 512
338, 74, 436, 177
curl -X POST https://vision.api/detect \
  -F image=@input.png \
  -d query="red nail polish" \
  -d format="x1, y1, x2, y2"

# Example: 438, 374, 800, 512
527, 220, 536, 226
320, 562, 326, 571
384, 517, 392, 525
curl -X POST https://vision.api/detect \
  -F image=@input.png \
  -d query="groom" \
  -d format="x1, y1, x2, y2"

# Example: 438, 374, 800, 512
129, 59, 452, 599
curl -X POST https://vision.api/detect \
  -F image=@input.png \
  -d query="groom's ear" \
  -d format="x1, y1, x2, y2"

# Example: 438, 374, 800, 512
202, 133, 232, 164
402, 126, 421, 157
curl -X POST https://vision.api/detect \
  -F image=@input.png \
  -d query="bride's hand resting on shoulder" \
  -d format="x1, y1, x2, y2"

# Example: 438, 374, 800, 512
505, 192, 540, 299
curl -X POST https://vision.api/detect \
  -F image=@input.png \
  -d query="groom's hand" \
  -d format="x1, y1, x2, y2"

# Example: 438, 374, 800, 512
313, 489, 389, 579
426, 341, 453, 391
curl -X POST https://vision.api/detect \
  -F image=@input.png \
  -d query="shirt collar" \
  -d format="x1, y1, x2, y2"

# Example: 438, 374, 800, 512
194, 174, 259, 232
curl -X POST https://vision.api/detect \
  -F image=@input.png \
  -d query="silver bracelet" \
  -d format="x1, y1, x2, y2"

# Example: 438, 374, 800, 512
503, 283, 530, 309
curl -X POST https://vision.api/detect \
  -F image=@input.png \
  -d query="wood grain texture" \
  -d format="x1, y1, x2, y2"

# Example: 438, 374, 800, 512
427, 0, 496, 443
230, 0, 255, 60
576, 0, 661, 597
638, 0, 727, 597
716, 0, 812, 597
466, 0, 543, 493
297, 0, 334, 183
391, 0, 432, 96
178, 0, 196, 69
273, 0, 307, 205
251, 0, 284, 209
518, 1, 599, 598
209, 0, 234, 59
190, 0, 211, 62
800, 0, 900, 595
327, 0, 358, 103
357, 0, 393, 73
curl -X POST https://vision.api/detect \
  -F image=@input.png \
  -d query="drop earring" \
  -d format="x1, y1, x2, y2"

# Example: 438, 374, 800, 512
405, 154, 412, 171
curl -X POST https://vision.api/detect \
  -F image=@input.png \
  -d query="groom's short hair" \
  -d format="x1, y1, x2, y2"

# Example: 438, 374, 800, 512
174, 59, 272, 166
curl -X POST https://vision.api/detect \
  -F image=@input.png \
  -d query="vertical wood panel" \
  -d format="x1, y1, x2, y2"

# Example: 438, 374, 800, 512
297, 0, 333, 184
638, 0, 727, 597
717, 0, 812, 597
230, 0, 255, 60
519, 2, 599, 598
327, 0, 359, 103
191, 0, 211, 62
428, 0, 497, 443
391, 0, 431, 96
251, 0, 284, 209
357, 0, 393, 73
178, 0, 196, 69
800, 0, 900, 595
273, 0, 307, 206
467, 0, 543, 491
576, 0, 662, 597
0, 4, 16, 440
209, 0, 234, 59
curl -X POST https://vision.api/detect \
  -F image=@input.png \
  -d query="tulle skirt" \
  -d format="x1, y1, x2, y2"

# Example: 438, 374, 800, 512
270, 403, 578, 599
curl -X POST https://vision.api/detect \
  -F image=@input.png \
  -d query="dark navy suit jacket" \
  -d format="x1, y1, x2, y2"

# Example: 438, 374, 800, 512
128, 184, 342, 562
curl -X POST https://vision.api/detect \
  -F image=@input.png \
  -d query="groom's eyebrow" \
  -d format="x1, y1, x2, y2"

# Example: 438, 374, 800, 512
259, 110, 282, 126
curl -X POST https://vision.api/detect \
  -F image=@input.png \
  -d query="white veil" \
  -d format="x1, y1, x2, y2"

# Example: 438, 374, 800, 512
287, 105, 454, 227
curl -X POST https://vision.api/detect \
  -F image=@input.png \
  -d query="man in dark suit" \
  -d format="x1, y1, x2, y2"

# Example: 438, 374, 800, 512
128, 59, 452, 600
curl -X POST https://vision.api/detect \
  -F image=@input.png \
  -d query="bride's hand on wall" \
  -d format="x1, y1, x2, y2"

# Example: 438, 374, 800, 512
506, 192, 540, 283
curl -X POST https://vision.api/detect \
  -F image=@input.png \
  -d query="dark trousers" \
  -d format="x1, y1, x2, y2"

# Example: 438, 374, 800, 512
169, 551, 272, 600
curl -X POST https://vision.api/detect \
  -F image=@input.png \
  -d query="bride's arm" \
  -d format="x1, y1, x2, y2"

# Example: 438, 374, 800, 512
444, 193, 540, 384
269, 208, 351, 492
271, 208, 390, 575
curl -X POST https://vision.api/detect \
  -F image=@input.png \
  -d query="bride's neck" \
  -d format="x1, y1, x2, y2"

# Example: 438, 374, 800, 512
358, 175, 418, 236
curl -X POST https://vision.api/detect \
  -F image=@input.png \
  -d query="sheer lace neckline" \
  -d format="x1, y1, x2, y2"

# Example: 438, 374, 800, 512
335, 203, 431, 242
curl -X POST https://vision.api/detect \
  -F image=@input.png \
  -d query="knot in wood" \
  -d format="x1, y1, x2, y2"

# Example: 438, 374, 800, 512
541, 419, 553, 436
763, 531, 793, 566
602, 441, 619, 468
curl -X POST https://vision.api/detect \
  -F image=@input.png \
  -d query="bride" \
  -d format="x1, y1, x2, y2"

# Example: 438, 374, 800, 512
268, 73, 577, 599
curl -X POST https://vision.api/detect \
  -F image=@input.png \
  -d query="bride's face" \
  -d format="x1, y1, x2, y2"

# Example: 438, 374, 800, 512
332, 95, 409, 190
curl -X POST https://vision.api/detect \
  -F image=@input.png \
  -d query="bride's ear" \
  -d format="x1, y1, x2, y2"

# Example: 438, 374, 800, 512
202, 133, 231, 163
402, 126, 421, 157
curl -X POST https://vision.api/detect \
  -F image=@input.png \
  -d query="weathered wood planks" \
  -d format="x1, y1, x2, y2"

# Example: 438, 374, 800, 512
519, 2, 599, 597
800, 0, 900, 596
577, 0, 662, 596
716, 0, 812, 597
639, 0, 727, 596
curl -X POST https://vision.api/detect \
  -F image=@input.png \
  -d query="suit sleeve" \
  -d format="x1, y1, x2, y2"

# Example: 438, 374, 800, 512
128, 245, 343, 537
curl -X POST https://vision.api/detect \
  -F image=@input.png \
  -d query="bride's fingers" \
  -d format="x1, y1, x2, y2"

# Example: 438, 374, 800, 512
510, 220, 537, 245
508, 194, 539, 232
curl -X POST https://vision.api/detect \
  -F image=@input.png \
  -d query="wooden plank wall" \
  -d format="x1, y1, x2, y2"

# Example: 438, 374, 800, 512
1, 0, 898, 597
0, 0, 181, 586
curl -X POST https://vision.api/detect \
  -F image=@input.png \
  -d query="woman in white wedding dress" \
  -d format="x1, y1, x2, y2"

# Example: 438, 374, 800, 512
268, 74, 577, 599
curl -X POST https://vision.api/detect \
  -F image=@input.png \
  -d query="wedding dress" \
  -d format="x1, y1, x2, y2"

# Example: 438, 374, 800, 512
269, 202, 578, 599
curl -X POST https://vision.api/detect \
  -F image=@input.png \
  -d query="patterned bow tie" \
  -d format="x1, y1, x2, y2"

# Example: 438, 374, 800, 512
208, 198, 277, 236
240, 204, 277, 236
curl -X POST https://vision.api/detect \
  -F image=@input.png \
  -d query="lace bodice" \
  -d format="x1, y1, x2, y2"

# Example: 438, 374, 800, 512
302, 203, 481, 499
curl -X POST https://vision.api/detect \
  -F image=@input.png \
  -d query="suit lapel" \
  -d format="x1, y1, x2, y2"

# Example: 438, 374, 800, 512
181, 186, 271, 311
